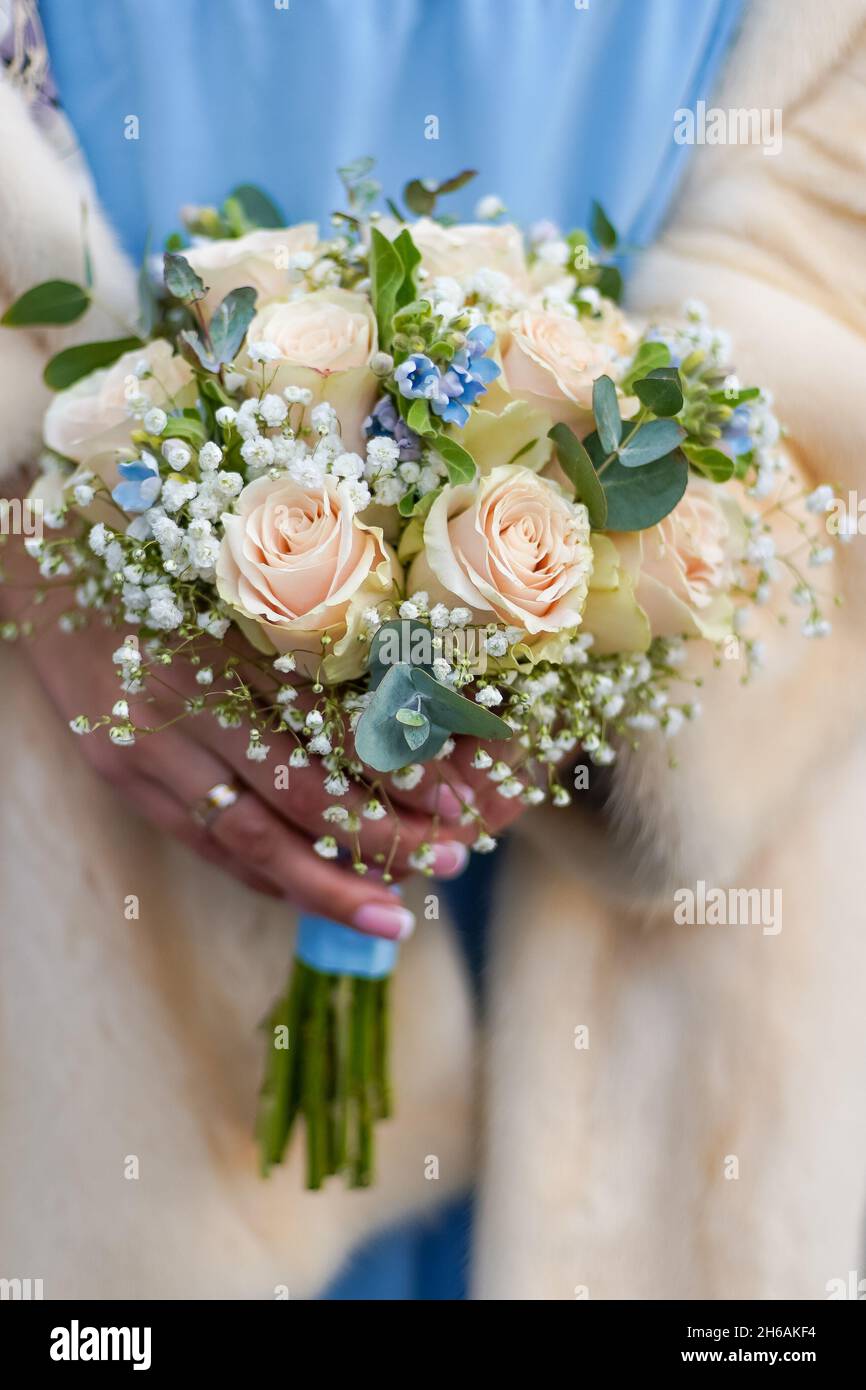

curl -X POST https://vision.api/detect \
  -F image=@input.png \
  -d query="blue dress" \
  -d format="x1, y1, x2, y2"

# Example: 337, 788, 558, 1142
38, 0, 744, 1299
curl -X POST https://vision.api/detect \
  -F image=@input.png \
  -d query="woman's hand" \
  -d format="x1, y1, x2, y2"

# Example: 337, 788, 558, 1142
1, 529, 495, 937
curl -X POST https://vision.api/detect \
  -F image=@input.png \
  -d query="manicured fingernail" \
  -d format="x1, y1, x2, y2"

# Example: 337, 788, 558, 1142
432, 841, 469, 878
431, 783, 475, 820
353, 903, 416, 941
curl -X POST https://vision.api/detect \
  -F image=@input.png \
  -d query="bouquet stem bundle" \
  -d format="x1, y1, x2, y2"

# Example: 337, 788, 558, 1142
257, 920, 395, 1189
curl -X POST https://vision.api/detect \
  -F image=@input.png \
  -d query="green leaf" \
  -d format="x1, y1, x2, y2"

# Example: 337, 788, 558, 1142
411, 668, 511, 739
617, 417, 685, 468
161, 413, 206, 445
633, 368, 684, 418
178, 329, 214, 372
601, 451, 689, 531
395, 704, 427, 728
43, 336, 143, 390
622, 340, 671, 392
403, 179, 437, 216
708, 385, 761, 407
398, 490, 418, 517
433, 433, 477, 486
403, 716, 432, 750
355, 664, 451, 770
164, 252, 206, 303
2, 279, 90, 327
590, 199, 618, 250
406, 397, 436, 437
209, 285, 257, 364
592, 375, 622, 454
548, 423, 607, 529
595, 265, 623, 304
81, 201, 94, 289
229, 183, 285, 229
682, 442, 735, 482
338, 156, 376, 185
391, 228, 422, 310
369, 227, 405, 346
137, 231, 159, 338
437, 168, 478, 196
367, 619, 436, 687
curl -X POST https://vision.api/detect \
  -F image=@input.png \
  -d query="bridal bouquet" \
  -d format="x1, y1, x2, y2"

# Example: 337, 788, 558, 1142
2, 163, 838, 1189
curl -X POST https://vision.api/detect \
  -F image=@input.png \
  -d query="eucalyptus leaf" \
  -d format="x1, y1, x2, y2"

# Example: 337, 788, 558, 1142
403, 179, 437, 216
436, 168, 478, 195
410, 668, 511, 740
403, 718, 432, 751
548, 423, 607, 529
209, 285, 257, 364
592, 375, 622, 454
229, 183, 285, 229
600, 451, 688, 531
178, 329, 215, 372
2, 279, 90, 327
355, 664, 451, 770
164, 252, 206, 303
622, 340, 671, 392
43, 336, 144, 390
396, 705, 427, 728
368, 619, 436, 686
633, 368, 683, 418
617, 417, 685, 468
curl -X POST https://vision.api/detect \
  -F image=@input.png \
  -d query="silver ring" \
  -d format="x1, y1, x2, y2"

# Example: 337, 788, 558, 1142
191, 781, 240, 829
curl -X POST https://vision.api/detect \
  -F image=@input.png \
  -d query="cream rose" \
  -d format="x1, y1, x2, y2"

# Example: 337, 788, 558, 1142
43, 340, 192, 465
636, 479, 745, 640
243, 288, 379, 452
216, 473, 399, 680
185, 225, 319, 310
406, 217, 528, 285
408, 465, 593, 636
502, 308, 619, 430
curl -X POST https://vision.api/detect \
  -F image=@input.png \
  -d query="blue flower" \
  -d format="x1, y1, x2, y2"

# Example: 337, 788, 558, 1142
111, 453, 162, 513
720, 404, 754, 457
364, 395, 422, 461
395, 353, 443, 402
430, 324, 501, 428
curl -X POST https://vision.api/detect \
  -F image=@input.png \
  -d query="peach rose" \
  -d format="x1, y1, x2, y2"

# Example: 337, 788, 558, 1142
185, 225, 319, 311
407, 217, 528, 285
43, 340, 192, 464
216, 473, 399, 680
243, 288, 378, 452
502, 308, 619, 430
408, 465, 593, 636
636, 479, 745, 640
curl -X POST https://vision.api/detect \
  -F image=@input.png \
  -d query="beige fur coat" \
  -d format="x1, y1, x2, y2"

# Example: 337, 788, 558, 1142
1, 0, 865, 1300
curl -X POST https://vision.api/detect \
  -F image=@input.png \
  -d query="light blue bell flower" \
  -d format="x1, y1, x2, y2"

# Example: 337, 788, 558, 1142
111, 452, 162, 513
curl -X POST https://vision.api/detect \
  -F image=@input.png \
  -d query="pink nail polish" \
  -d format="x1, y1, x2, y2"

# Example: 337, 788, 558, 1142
432, 783, 475, 820
432, 841, 470, 878
353, 903, 416, 941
